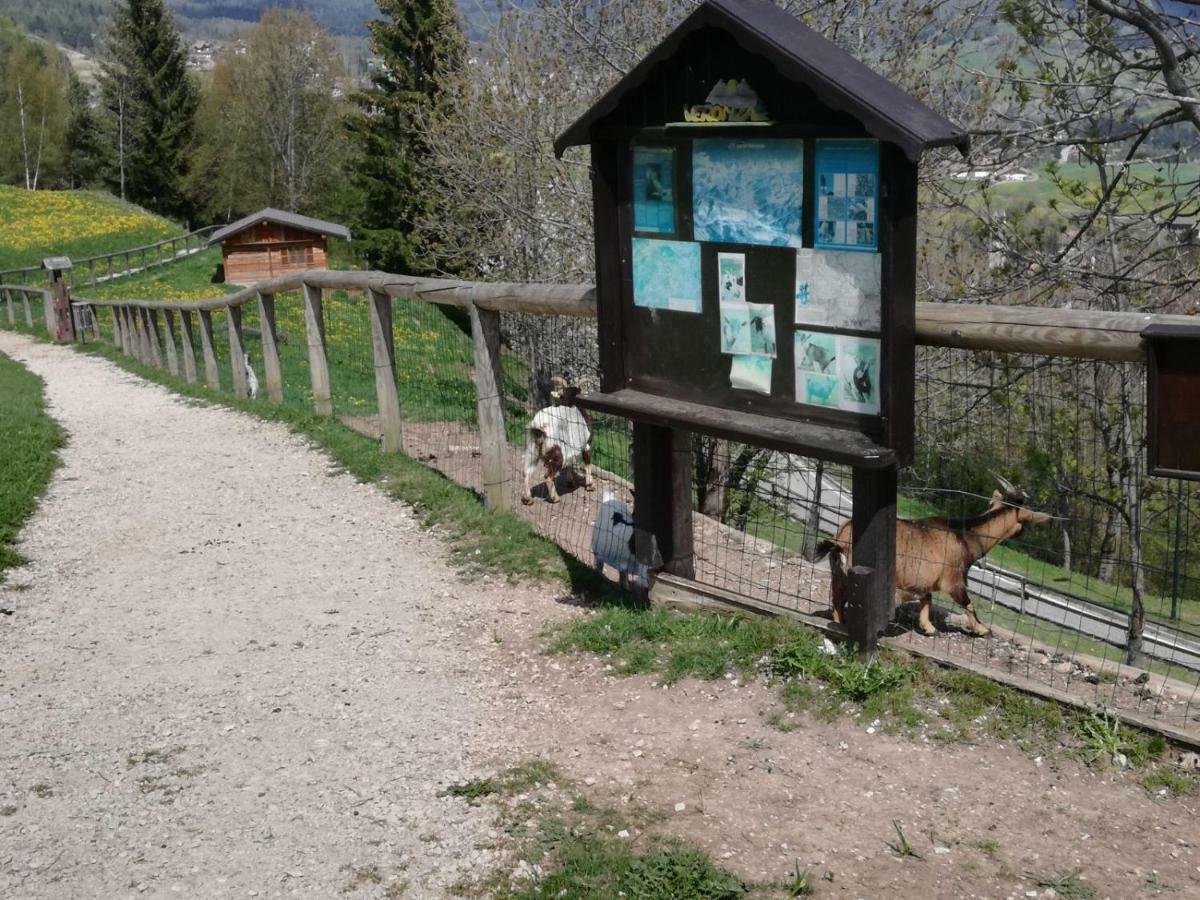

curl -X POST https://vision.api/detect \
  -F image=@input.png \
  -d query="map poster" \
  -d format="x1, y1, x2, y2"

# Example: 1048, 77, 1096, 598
632, 238, 702, 313
794, 249, 882, 331
730, 355, 773, 395
632, 145, 677, 235
814, 140, 880, 252
692, 138, 804, 248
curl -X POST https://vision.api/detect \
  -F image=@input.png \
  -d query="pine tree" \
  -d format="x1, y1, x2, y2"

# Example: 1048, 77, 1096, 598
65, 70, 102, 188
98, 0, 198, 218
349, 0, 466, 275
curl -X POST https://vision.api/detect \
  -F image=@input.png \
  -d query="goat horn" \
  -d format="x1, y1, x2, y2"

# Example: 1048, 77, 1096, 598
992, 472, 1016, 495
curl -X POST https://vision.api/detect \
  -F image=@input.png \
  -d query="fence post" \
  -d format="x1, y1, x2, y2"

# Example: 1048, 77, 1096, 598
846, 466, 898, 654
632, 424, 695, 581
256, 291, 284, 403
198, 310, 221, 391
125, 250, 131, 277
3, 288, 12, 325
89, 258, 96, 286
144, 309, 164, 369
227, 305, 249, 399
21, 290, 33, 327
160, 309, 180, 376
124, 307, 139, 358
467, 301, 509, 509
178, 310, 198, 384
302, 282, 332, 415
110, 306, 122, 347
43, 289, 57, 337
130, 308, 146, 362
117, 306, 131, 355
368, 289, 404, 454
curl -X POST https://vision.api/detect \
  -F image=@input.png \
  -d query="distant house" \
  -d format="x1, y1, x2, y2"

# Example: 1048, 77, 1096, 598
209, 209, 351, 286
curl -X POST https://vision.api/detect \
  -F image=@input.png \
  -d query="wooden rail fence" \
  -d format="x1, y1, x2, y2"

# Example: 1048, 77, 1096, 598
0, 226, 218, 289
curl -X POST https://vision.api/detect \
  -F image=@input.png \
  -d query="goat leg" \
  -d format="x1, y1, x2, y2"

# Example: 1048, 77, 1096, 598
917, 593, 936, 636
582, 446, 595, 492
950, 586, 990, 637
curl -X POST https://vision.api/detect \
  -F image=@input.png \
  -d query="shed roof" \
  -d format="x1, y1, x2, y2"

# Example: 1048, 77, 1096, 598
554, 0, 969, 161
209, 209, 352, 245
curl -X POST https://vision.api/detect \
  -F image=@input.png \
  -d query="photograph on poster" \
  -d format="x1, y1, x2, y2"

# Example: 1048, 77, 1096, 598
814, 140, 879, 251
632, 238, 702, 312
730, 354, 773, 395
633, 146, 676, 234
838, 336, 881, 414
746, 303, 777, 357
718, 252, 746, 303
720, 303, 752, 354
693, 139, 804, 248
794, 331, 840, 408
794, 249, 881, 331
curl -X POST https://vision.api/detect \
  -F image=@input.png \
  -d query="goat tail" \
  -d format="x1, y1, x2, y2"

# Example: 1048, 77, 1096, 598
813, 539, 840, 562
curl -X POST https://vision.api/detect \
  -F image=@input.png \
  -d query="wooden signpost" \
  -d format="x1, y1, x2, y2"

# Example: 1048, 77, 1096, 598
42, 256, 75, 342
555, 0, 968, 650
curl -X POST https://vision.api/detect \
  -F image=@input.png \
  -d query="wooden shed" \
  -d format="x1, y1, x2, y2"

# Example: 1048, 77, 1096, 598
209, 209, 351, 286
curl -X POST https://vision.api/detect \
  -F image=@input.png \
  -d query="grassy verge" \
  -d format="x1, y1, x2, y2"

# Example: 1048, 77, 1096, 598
447, 760, 777, 899
0, 352, 65, 577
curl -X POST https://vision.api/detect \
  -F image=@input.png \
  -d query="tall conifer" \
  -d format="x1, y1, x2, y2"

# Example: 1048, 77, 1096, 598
98, 0, 197, 217
349, 0, 465, 275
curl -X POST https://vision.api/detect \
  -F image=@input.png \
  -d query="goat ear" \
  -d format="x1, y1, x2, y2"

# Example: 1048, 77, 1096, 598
1019, 509, 1051, 524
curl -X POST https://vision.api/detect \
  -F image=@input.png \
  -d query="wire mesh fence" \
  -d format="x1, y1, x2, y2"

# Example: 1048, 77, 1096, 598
5, 282, 1198, 728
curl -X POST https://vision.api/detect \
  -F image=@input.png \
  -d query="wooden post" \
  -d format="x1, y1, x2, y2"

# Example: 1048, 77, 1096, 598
144, 309, 164, 369
302, 282, 332, 415
129, 308, 145, 362
468, 301, 507, 507
88, 258, 96, 285
178, 311, 198, 384
21, 290, 33, 327
632, 423, 695, 581
256, 292, 284, 403
110, 306, 122, 347
124, 250, 131, 276
846, 466, 898, 654
198, 310, 221, 391
370, 289, 404, 453
44, 288, 57, 337
124, 307, 139, 358
3, 288, 12, 325
227, 304, 249, 399
160, 309, 180, 376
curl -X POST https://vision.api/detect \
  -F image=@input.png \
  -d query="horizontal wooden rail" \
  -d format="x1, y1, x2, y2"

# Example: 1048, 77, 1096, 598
0, 225, 218, 288
70, 270, 1198, 360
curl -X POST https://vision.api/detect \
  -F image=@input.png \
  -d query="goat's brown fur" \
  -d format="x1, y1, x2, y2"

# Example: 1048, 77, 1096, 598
817, 489, 1050, 636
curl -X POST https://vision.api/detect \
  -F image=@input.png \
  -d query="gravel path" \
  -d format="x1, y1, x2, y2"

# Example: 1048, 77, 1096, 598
0, 332, 526, 898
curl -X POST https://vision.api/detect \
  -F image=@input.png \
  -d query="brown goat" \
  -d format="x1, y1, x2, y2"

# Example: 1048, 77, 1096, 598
815, 478, 1050, 637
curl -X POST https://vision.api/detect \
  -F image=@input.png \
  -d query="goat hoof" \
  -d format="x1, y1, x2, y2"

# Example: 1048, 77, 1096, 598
972, 625, 991, 637
547, 496, 560, 504
919, 625, 938, 637
521, 497, 534, 506
585, 482, 595, 492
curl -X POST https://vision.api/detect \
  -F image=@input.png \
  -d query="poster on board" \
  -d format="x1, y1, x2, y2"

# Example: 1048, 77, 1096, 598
814, 140, 879, 252
632, 238, 702, 312
794, 330, 840, 409
693, 139, 804, 248
730, 355, 773, 395
794, 249, 881, 331
633, 145, 676, 234
721, 303, 775, 357
718, 252, 746, 303
837, 336, 880, 414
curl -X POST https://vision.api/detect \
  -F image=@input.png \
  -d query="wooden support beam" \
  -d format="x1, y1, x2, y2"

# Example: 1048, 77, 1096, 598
135, 308, 152, 364
369, 289, 404, 454
846, 466, 898, 654
302, 282, 332, 415
109, 306, 122, 347
160, 310, 180, 376
198, 310, 221, 391
228, 304, 249, 399
21, 291, 33, 327
124, 307, 139, 359
145, 309, 164, 369
632, 423, 695, 579
44, 288, 56, 337
3, 288, 12, 325
256, 292, 284, 403
468, 302, 507, 508
178, 311, 198, 384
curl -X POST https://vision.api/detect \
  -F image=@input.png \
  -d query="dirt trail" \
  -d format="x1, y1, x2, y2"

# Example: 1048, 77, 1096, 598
2, 331, 1198, 900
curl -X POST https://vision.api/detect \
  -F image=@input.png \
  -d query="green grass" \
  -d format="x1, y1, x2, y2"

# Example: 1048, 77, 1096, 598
0, 186, 181, 273
82, 248, 236, 303
0, 352, 65, 578
444, 760, 562, 802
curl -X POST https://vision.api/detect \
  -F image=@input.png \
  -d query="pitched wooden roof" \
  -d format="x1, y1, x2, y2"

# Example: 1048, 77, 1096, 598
209, 209, 352, 245
554, 0, 969, 161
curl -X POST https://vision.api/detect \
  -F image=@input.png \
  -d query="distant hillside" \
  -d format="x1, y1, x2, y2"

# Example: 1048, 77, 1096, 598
0, 187, 181, 272
0, 0, 496, 47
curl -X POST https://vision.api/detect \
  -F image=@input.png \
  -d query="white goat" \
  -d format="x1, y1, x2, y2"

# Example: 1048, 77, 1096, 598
244, 352, 259, 399
591, 491, 647, 591
521, 381, 594, 504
